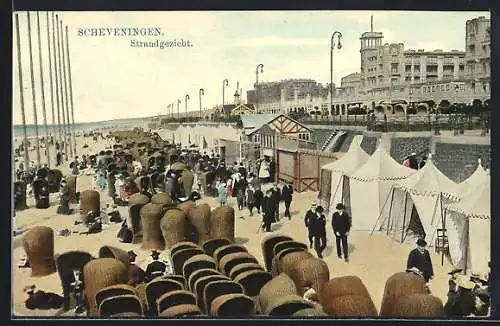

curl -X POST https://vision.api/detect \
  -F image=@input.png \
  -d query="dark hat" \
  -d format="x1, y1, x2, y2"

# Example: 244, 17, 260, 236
336, 203, 345, 210
448, 268, 463, 275
316, 206, 324, 213
151, 250, 160, 257
128, 250, 137, 258
417, 238, 427, 247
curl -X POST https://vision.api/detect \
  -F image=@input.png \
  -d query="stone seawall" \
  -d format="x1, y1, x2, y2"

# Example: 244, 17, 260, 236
334, 128, 490, 184
433, 143, 490, 182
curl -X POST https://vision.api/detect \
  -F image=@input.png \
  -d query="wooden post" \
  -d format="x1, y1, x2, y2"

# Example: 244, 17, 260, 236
296, 151, 301, 192
386, 187, 395, 235
27, 12, 42, 167
60, 19, 74, 159
401, 192, 408, 243
51, 13, 62, 148
14, 13, 30, 169
45, 13, 57, 154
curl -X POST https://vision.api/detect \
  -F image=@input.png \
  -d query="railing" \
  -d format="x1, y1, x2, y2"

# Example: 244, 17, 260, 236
301, 113, 490, 134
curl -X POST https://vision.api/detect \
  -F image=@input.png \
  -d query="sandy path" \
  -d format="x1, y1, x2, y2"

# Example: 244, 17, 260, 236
12, 134, 454, 317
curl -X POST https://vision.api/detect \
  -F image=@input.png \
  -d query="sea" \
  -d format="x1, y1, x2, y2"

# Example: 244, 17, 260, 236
12, 118, 152, 139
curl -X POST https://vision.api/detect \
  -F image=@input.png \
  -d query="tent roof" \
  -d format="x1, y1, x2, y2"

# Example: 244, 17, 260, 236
348, 145, 414, 182
321, 135, 369, 174
459, 160, 488, 196
395, 156, 462, 200
447, 176, 490, 219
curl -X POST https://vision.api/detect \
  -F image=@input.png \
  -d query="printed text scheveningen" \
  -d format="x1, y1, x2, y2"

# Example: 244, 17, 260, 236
78, 27, 163, 37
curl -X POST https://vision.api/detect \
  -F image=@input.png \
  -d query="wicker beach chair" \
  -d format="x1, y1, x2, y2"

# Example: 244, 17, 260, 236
271, 247, 308, 276
203, 280, 244, 316
55, 250, 93, 311
201, 238, 232, 258
108, 312, 142, 317
210, 293, 256, 317
233, 270, 272, 297
145, 278, 184, 315
188, 269, 222, 292
80, 190, 100, 223
160, 208, 189, 249
177, 201, 196, 215
319, 276, 372, 308
261, 235, 293, 272
98, 246, 130, 267
219, 252, 259, 276
99, 294, 143, 316
140, 203, 166, 250
171, 248, 204, 276
83, 258, 129, 316
163, 275, 187, 289
194, 275, 230, 313
182, 254, 217, 282
65, 175, 77, 203
322, 294, 378, 317
288, 257, 330, 296
213, 244, 248, 264
390, 294, 444, 317
209, 206, 235, 242
151, 192, 174, 206
187, 203, 213, 244
258, 273, 298, 314
265, 294, 313, 316
128, 194, 150, 244
158, 304, 202, 317
170, 241, 199, 258
273, 240, 308, 257
229, 263, 264, 280
95, 284, 138, 308
23, 226, 56, 277
277, 251, 313, 277
379, 272, 428, 316
157, 290, 197, 315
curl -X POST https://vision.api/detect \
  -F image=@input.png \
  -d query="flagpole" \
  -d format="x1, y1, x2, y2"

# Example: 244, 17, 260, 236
65, 25, 77, 158
15, 13, 30, 169
36, 12, 51, 168
56, 14, 68, 161
60, 19, 74, 160
27, 12, 41, 168
46, 12, 57, 156
52, 13, 62, 152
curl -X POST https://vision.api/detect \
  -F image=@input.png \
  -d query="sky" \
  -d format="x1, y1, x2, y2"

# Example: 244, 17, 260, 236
12, 10, 490, 124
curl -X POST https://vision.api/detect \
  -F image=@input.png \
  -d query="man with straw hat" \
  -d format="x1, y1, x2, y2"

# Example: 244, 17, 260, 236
444, 275, 476, 317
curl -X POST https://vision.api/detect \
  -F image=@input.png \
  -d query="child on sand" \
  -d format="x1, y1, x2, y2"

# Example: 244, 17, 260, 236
217, 181, 227, 206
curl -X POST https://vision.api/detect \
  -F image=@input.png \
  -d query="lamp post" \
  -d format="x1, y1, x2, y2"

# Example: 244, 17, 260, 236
199, 88, 205, 120
185, 94, 190, 121
330, 32, 342, 116
177, 99, 181, 122
255, 64, 264, 113
222, 78, 229, 108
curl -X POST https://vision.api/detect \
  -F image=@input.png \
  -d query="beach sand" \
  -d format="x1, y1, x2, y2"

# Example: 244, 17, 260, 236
12, 132, 454, 317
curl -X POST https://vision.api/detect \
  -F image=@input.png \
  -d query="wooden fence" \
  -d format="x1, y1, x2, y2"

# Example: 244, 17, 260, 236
276, 148, 338, 192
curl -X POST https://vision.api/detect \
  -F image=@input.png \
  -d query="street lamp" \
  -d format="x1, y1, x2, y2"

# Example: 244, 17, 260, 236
330, 31, 342, 116
222, 78, 229, 108
256, 64, 264, 112
177, 99, 181, 122
199, 88, 205, 120
185, 94, 190, 121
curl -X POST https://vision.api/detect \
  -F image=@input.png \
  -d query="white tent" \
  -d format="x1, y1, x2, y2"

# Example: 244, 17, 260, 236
446, 174, 490, 273
319, 135, 369, 213
347, 145, 414, 231
458, 158, 488, 197
374, 155, 462, 264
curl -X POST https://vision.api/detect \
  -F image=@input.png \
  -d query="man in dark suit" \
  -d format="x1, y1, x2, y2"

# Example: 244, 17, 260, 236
312, 206, 327, 259
304, 202, 317, 248
331, 203, 351, 262
444, 276, 477, 317
270, 183, 281, 222
145, 250, 169, 282
281, 181, 294, 220
237, 162, 247, 180
261, 190, 274, 232
406, 238, 434, 283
